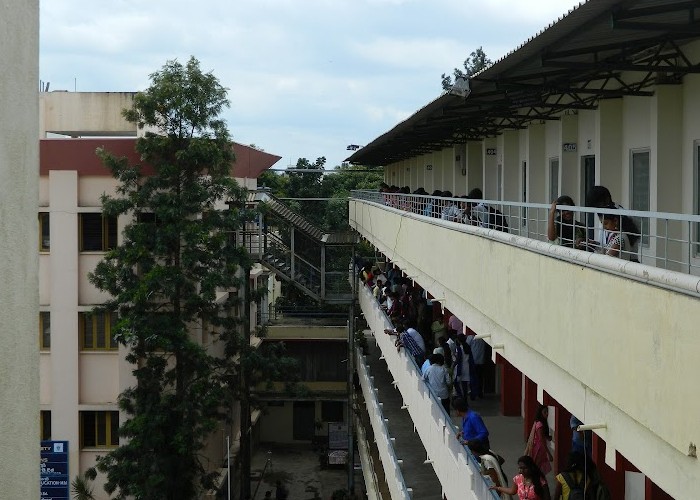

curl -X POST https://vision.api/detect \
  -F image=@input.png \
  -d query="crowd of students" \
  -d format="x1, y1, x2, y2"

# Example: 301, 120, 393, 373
359, 255, 612, 499
377, 183, 641, 262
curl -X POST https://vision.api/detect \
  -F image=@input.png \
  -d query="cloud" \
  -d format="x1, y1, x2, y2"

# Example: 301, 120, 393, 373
350, 37, 474, 71
39, 0, 585, 169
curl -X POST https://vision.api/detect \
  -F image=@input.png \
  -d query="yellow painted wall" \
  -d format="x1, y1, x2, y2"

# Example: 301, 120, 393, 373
266, 325, 346, 339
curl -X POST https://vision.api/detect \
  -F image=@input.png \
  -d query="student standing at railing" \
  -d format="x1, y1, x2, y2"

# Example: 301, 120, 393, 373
422, 352, 451, 414
601, 210, 640, 262
547, 196, 587, 249
585, 185, 622, 246
491, 455, 551, 500
453, 397, 491, 452
453, 334, 472, 400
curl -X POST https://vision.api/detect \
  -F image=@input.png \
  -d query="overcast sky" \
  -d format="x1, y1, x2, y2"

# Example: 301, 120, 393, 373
40, 0, 583, 169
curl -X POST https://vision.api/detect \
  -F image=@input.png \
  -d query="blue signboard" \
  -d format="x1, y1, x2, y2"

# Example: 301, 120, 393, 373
41, 440, 69, 500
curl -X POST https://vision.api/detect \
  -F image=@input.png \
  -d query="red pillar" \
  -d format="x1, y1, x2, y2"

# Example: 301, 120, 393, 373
591, 434, 625, 500
544, 394, 571, 475
497, 354, 522, 416
523, 376, 537, 442
645, 477, 674, 500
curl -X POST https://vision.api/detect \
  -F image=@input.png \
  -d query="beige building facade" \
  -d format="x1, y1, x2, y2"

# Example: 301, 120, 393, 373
37, 92, 283, 497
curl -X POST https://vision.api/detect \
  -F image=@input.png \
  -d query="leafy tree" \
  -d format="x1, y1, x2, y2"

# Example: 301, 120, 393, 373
89, 57, 263, 499
441, 46, 492, 91
71, 469, 97, 500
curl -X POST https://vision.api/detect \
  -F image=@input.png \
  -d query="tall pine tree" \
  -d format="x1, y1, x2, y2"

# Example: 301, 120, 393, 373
90, 57, 256, 499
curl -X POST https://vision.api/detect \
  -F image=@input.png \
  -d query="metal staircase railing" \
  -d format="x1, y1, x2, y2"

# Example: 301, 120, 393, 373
242, 190, 357, 304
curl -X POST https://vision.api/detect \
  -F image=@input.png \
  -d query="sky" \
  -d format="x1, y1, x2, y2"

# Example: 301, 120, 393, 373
40, 0, 583, 170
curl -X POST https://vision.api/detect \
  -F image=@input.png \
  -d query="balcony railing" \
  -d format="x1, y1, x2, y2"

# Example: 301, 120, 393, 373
356, 345, 411, 500
351, 190, 700, 278
358, 283, 500, 500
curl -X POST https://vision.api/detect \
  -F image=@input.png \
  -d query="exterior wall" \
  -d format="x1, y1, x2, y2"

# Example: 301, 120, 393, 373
0, 4, 40, 497
266, 325, 346, 340
259, 400, 348, 444
40, 167, 261, 498
40, 92, 137, 137
349, 200, 700, 499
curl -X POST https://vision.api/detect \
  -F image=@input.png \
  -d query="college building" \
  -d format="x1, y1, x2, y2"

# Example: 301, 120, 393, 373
346, 1, 700, 499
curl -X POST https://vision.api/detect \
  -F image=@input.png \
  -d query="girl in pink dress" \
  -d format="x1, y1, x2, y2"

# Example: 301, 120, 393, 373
491, 455, 551, 499
525, 404, 553, 475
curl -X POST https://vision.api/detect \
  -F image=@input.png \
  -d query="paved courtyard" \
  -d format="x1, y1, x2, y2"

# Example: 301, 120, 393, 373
250, 444, 364, 500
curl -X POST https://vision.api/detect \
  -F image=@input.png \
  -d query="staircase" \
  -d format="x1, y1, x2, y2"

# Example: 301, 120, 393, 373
242, 190, 357, 304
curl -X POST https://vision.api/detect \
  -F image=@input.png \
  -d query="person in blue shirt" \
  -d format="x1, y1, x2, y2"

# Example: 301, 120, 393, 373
453, 397, 490, 452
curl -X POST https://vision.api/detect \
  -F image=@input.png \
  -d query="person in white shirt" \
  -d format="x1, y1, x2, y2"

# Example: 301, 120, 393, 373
422, 352, 451, 414
467, 329, 486, 400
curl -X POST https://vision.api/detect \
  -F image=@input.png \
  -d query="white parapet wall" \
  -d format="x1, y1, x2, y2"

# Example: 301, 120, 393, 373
358, 285, 500, 500
350, 198, 700, 500
356, 345, 411, 500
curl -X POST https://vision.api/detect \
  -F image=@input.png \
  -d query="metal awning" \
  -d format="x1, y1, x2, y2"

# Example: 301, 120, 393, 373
347, 0, 700, 166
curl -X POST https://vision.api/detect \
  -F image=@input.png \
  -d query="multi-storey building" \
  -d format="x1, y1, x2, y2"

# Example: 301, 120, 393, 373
346, 1, 700, 499
38, 91, 283, 496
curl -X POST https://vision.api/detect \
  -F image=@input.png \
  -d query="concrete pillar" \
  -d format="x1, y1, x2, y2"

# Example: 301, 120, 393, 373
560, 113, 580, 203
0, 2, 39, 496
526, 123, 546, 204
410, 156, 419, 192
483, 138, 498, 200
466, 142, 483, 196
498, 355, 522, 417
651, 85, 684, 270
595, 98, 623, 197
645, 477, 674, 500
454, 144, 467, 196
542, 393, 572, 475
592, 434, 625, 500
49, 171, 81, 477
433, 152, 445, 192
500, 130, 520, 203
523, 376, 537, 442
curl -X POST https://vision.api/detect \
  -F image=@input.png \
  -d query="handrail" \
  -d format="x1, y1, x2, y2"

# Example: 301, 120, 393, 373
350, 189, 700, 275
355, 346, 412, 500
358, 283, 500, 500
350, 190, 700, 297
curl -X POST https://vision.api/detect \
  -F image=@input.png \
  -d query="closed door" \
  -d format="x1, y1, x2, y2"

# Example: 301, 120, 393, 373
293, 402, 315, 440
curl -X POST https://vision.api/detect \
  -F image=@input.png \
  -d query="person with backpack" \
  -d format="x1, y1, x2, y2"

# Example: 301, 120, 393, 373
554, 451, 589, 500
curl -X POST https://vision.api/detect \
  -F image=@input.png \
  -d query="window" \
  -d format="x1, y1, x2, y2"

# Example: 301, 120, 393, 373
39, 213, 50, 251
79, 213, 117, 251
630, 149, 650, 245
39, 312, 50, 350
549, 158, 560, 202
281, 342, 346, 382
80, 411, 119, 448
79, 312, 118, 350
40, 411, 51, 440
321, 401, 344, 422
